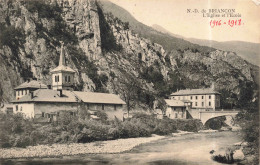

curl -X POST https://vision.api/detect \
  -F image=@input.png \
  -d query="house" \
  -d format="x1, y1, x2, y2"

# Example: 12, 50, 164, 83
11, 43, 126, 121
170, 86, 220, 111
164, 99, 188, 119
14, 79, 47, 100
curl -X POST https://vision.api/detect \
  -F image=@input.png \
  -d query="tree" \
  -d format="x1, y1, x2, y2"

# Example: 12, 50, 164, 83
154, 98, 167, 115
117, 76, 140, 114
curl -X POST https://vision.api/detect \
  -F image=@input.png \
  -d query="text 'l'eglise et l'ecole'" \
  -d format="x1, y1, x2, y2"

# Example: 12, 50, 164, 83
11, 43, 126, 122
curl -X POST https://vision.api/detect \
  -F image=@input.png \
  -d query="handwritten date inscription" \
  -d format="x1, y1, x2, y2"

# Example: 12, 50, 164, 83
210, 19, 242, 28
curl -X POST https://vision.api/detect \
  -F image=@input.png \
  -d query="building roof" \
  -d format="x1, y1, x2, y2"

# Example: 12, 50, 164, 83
73, 91, 126, 105
14, 80, 47, 90
165, 99, 185, 107
170, 88, 220, 96
50, 65, 75, 73
12, 89, 78, 103
11, 89, 126, 105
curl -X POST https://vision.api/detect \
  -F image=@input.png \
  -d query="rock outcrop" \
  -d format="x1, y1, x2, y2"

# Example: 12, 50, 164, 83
0, 0, 258, 110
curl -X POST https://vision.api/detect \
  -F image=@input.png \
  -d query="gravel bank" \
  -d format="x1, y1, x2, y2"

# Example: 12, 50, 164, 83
0, 135, 164, 159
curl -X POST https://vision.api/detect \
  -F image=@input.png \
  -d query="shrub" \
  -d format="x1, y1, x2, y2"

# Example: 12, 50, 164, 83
75, 120, 111, 143
153, 119, 177, 135
13, 135, 31, 148
120, 118, 151, 138
176, 119, 204, 132
56, 111, 78, 129
95, 110, 108, 123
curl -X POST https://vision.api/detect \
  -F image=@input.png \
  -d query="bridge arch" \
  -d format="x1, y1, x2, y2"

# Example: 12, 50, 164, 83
199, 111, 239, 125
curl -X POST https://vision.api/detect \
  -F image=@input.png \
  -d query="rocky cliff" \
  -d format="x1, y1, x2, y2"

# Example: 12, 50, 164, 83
0, 0, 258, 110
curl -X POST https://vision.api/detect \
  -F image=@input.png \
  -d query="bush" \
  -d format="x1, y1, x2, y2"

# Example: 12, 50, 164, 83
176, 119, 204, 132
133, 113, 203, 134
13, 135, 31, 148
95, 110, 108, 123
153, 119, 177, 135
0, 112, 204, 149
75, 120, 110, 143
120, 118, 151, 138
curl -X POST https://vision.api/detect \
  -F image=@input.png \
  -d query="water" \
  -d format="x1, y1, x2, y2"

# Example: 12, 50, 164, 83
1, 131, 241, 165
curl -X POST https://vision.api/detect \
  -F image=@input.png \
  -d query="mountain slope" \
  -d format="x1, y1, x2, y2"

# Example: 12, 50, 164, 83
151, 24, 260, 66
0, 0, 258, 110
186, 38, 260, 66
99, 0, 215, 53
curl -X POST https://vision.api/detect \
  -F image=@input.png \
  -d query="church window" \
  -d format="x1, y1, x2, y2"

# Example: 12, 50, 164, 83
209, 95, 211, 99
209, 101, 211, 106
65, 76, 67, 82
190, 96, 192, 100
202, 96, 204, 99
202, 102, 204, 107
68, 76, 70, 82
55, 75, 59, 82
16, 105, 18, 111
196, 96, 198, 100
195, 102, 197, 106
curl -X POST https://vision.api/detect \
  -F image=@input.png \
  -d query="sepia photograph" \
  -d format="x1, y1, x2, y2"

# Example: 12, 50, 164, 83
0, 0, 259, 164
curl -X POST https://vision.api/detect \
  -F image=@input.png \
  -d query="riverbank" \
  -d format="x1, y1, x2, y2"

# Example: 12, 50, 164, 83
2, 131, 241, 165
0, 135, 164, 159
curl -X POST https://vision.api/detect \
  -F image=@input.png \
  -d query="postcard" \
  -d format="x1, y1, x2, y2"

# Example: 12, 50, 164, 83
0, 0, 259, 164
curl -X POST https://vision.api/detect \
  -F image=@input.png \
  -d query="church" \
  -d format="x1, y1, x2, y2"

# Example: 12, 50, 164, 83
11, 43, 126, 121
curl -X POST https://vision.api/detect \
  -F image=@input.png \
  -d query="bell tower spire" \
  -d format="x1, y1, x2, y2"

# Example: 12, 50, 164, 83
59, 41, 65, 66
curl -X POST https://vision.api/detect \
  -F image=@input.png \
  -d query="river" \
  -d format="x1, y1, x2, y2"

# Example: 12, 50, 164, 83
2, 131, 241, 165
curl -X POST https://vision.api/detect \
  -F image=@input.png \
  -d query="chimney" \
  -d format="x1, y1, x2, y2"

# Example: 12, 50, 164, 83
58, 89, 62, 97
30, 92, 34, 99
211, 82, 215, 90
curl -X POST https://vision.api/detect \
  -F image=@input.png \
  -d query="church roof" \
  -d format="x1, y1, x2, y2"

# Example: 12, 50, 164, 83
12, 89, 77, 103
73, 91, 126, 105
14, 80, 47, 90
165, 99, 185, 107
170, 88, 220, 96
50, 65, 75, 73
12, 89, 126, 105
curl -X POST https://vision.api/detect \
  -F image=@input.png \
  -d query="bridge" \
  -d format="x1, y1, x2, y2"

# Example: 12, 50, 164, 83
187, 110, 239, 125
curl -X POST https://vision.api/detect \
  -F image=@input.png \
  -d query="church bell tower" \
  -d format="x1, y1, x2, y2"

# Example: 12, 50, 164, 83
50, 42, 75, 91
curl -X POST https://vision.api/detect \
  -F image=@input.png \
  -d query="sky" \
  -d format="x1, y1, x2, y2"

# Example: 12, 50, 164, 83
109, 0, 260, 43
